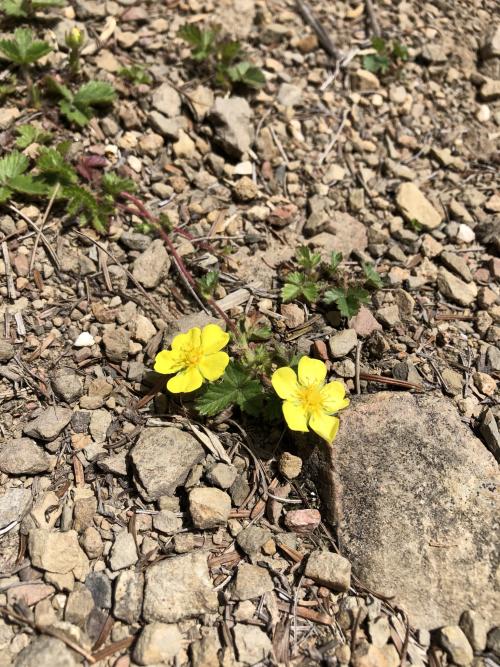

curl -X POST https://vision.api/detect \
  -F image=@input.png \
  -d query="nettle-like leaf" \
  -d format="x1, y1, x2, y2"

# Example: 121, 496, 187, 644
178, 24, 218, 61
296, 245, 321, 272
281, 271, 319, 304
226, 61, 265, 88
1, 0, 65, 16
0, 29, 52, 66
324, 286, 370, 319
362, 262, 383, 289
0, 150, 47, 202
64, 184, 109, 233
0, 151, 29, 182
73, 81, 116, 109
118, 65, 152, 85
101, 172, 136, 197
329, 251, 343, 273
16, 124, 52, 149
36, 147, 77, 184
362, 53, 390, 74
197, 270, 220, 299
196, 362, 262, 417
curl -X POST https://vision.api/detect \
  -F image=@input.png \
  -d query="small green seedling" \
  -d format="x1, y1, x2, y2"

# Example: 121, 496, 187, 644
118, 64, 152, 85
363, 36, 409, 75
15, 123, 52, 148
197, 270, 220, 300
0, 0, 65, 18
45, 77, 116, 127
65, 27, 85, 77
196, 361, 262, 417
281, 271, 319, 304
0, 29, 52, 105
323, 286, 370, 318
0, 150, 47, 203
362, 262, 384, 289
178, 23, 265, 90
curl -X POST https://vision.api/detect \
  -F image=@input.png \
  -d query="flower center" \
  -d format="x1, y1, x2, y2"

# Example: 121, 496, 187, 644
184, 346, 203, 368
297, 384, 323, 414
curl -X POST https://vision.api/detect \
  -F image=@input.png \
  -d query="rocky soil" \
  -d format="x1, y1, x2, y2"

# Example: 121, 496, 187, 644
0, 0, 499, 666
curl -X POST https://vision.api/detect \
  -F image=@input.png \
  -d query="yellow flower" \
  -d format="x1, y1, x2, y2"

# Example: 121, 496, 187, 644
154, 324, 230, 393
271, 356, 349, 444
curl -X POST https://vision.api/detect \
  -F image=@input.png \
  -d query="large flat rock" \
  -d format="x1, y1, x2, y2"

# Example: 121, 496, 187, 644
308, 392, 499, 630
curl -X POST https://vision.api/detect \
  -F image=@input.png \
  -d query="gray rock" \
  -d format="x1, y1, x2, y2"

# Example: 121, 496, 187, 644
147, 111, 183, 139
437, 267, 478, 306
0, 437, 50, 474
190, 627, 220, 667
441, 251, 473, 282
487, 627, 500, 657
188, 85, 214, 121
131, 427, 205, 501
133, 622, 183, 665
189, 487, 231, 529
81, 526, 103, 559
214, 0, 255, 39
308, 392, 500, 630
152, 509, 182, 535
236, 525, 272, 556
308, 212, 368, 257
376, 305, 400, 328
329, 329, 358, 358
438, 626, 474, 666
23, 407, 72, 441
396, 183, 443, 230
304, 551, 351, 592
52, 372, 83, 403
206, 462, 238, 489
102, 327, 130, 363
0, 487, 32, 529
479, 409, 500, 462
209, 97, 254, 158
0, 338, 15, 361
64, 584, 95, 630
331, 358, 356, 378
151, 83, 181, 117
97, 451, 127, 476
460, 610, 489, 652
29, 529, 88, 575
143, 551, 217, 622
113, 570, 144, 624
480, 24, 500, 60
233, 563, 274, 600
109, 530, 138, 571
233, 623, 272, 664
421, 43, 449, 63
132, 239, 170, 289
85, 571, 112, 609
277, 83, 302, 107
14, 636, 77, 667
486, 345, 500, 372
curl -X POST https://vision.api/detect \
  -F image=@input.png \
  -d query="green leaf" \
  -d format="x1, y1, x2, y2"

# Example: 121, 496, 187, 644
101, 172, 136, 197
392, 41, 409, 62
0, 151, 29, 183
0, 0, 26, 17
329, 250, 343, 272
226, 61, 265, 88
197, 270, 219, 299
36, 147, 77, 184
32, 0, 66, 7
118, 65, 152, 85
0, 186, 13, 203
59, 99, 90, 127
301, 283, 319, 303
178, 24, 218, 60
296, 245, 321, 272
9, 174, 47, 196
0, 29, 52, 66
216, 39, 241, 66
44, 76, 73, 102
371, 36, 387, 54
362, 262, 383, 289
73, 80, 116, 109
362, 54, 389, 74
281, 271, 318, 303
324, 286, 370, 318
15, 124, 52, 149
196, 362, 262, 417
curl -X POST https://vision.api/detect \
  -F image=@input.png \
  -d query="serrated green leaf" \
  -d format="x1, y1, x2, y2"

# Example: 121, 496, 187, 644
362, 262, 383, 289
101, 172, 136, 197
59, 99, 90, 127
0, 186, 12, 203
73, 81, 116, 109
0, 151, 29, 183
226, 61, 265, 88
281, 282, 302, 303
301, 283, 319, 303
178, 24, 217, 60
0, 29, 52, 65
36, 147, 77, 184
196, 362, 262, 417
118, 65, 152, 85
216, 39, 241, 66
392, 41, 409, 62
9, 174, 47, 196
296, 245, 321, 271
0, 0, 26, 17
329, 251, 343, 272
362, 54, 389, 74
15, 124, 52, 149
324, 286, 370, 318
197, 269, 219, 298
371, 36, 387, 54
44, 76, 73, 101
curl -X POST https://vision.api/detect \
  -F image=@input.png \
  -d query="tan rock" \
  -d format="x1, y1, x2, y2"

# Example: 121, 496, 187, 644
396, 183, 443, 230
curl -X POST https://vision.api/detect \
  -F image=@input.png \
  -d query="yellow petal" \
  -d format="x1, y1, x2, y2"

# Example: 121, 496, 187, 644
320, 381, 350, 414
271, 367, 299, 400
154, 350, 184, 375
282, 400, 309, 432
309, 412, 339, 444
171, 327, 201, 352
166, 367, 203, 393
201, 324, 229, 354
298, 356, 327, 387
199, 351, 229, 381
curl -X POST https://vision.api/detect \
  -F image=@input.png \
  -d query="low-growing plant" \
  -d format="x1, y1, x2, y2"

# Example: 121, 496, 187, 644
15, 123, 52, 148
363, 36, 409, 75
0, 150, 47, 203
0, 28, 52, 105
0, 0, 65, 18
45, 76, 116, 127
178, 23, 265, 90
118, 64, 152, 86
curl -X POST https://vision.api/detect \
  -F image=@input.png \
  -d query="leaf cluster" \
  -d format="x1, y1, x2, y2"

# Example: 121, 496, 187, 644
0, 0, 65, 18
363, 36, 409, 75
45, 77, 116, 127
15, 123, 52, 148
196, 362, 262, 417
178, 24, 265, 90
118, 65, 152, 86
0, 28, 51, 66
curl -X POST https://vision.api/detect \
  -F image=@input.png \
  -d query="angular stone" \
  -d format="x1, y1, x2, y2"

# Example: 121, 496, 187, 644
64, 584, 95, 630
133, 622, 183, 665
131, 427, 205, 501
7, 583, 54, 607
396, 183, 443, 230
0, 438, 50, 475
437, 267, 477, 306
487, 627, 500, 657
113, 570, 144, 624
284, 508, 321, 534
85, 571, 112, 609
152, 509, 182, 535
29, 529, 87, 575
0, 338, 15, 361
438, 626, 473, 666
143, 551, 217, 622
233, 624, 272, 664
349, 306, 382, 337
236, 525, 272, 556
132, 239, 170, 289
151, 83, 181, 117
209, 97, 254, 158
0, 487, 32, 529
308, 392, 500, 629
189, 487, 231, 529
278, 452, 302, 479
441, 251, 473, 282
23, 407, 72, 441
329, 329, 358, 358
304, 551, 351, 591
233, 563, 274, 601
52, 371, 83, 403
460, 610, 489, 652
308, 212, 368, 257
109, 530, 138, 571
102, 327, 130, 363
13, 636, 77, 667
206, 462, 238, 489
190, 628, 220, 667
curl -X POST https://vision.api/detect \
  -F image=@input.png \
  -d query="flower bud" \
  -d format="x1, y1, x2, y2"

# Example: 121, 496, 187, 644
65, 27, 85, 49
